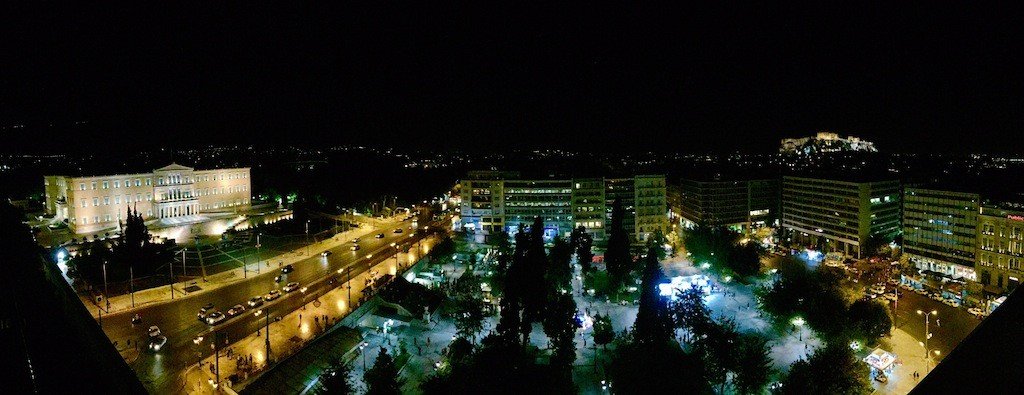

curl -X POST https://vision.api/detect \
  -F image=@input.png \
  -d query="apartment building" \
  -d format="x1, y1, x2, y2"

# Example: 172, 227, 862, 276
44, 163, 252, 234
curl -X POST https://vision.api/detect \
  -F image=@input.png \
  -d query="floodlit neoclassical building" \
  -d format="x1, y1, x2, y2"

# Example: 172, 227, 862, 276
44, 163, 251, 234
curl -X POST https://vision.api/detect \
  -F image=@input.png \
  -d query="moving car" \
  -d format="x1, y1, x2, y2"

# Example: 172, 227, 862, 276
352, 238, 360, 243
147, 326, 162, 339
197, 303, 215, 321
227, 304, 247, 317
394, 228, 403, 234
321, 250, 333, 257
248, 296, 264, 308
264, 290, 282, 301
375, 233, 385, 238
351, 245, 360, 251
283, 282, 300, 292
281, 264, 294, 274
149, 335, 168, 352
205, 311, 226, 325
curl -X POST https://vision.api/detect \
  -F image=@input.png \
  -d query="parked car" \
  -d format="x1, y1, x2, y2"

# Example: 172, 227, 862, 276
281, 264, 294, 273
914, 288, 928, 295
394, 228, 403, 234
205, 311, 226, 325
248, 296, 264, 308
968, 307, 984, 317
283, 282, 300, 292
870, 284, 887, 294
197, 303, 215, 321
227, 304, 247, 317
883, 293, 898, 302
264, 290, 282, 301
942, 298, 961, 308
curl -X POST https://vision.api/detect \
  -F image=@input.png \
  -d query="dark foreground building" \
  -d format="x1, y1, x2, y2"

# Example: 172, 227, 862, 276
0, 203, 145, 394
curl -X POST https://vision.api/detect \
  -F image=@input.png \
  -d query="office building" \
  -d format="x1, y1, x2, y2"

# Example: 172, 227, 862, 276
459, 171, 667, 242
781, 176, 900, 258
902, 188, 979, 281
675, 178, 779, 232
44, 163, 252, 234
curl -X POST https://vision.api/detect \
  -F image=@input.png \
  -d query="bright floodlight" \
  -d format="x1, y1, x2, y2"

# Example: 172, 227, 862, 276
791, 316, 805, 326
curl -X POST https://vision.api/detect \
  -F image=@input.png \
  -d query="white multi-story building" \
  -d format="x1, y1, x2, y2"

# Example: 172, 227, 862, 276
44, 163, 251, 234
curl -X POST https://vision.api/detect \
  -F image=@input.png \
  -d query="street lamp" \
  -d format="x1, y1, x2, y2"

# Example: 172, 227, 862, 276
359, 342, 369, 370
917, 309, 938, 372
791, 316, 805, 341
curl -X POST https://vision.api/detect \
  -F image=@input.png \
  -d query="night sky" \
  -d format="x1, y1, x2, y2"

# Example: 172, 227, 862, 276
3, 3, 1022, 153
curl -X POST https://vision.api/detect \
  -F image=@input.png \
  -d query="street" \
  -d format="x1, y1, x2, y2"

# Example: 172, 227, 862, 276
96, 215, 435, 393
890, 289, 980, 365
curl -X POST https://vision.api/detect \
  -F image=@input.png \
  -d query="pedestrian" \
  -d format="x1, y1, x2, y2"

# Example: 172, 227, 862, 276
936, 319, 941, 327
299, 313, 302, 321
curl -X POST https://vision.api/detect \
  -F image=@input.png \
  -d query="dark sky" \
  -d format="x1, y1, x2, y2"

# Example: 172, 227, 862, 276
3, 3, 1022, 153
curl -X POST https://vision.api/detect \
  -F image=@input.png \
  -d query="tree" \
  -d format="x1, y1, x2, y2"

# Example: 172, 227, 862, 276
364, 347, 404, 395
733, 334, 772, 395
448, 273, 487, 342
670, 286, 712, 343
575, 228, 595, 273
847, 299, 892, 344
546, 236, 573, 292
591, 313, 615, 350
542, 293, 578, 369
493, 230, 513, 274
727, 241, 764, 278
605, 198, 634, 295
694, 318, 740, 393
608, 336, 710, 395
781, 342, 871, 395
632, 244, 672, 346
318, 359, 355, 394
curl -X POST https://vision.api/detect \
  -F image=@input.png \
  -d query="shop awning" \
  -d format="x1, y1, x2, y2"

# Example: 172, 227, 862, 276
863, 348, 897, 371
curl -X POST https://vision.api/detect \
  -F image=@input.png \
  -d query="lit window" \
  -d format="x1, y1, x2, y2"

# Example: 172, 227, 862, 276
79, 183, 85, 191
103, 181, 109, 189
93, 197, 99, 206
104, 196, 110, 205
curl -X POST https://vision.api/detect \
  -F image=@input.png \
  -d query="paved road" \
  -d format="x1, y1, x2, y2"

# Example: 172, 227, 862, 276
889, 288, 981, 363
98, 215, 435, 393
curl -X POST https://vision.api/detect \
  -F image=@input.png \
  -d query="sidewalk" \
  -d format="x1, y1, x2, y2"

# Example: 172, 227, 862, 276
84, 219, 397, 318
872, 328, 932, 394
183, 235, 440, 394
